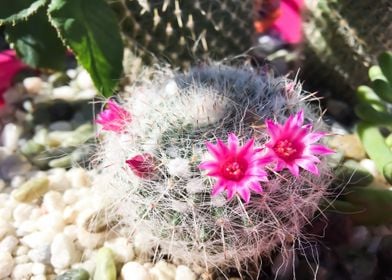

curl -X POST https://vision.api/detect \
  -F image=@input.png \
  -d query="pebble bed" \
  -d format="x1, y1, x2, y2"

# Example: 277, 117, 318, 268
1, 67, 392, 280
0, 69, 202, 280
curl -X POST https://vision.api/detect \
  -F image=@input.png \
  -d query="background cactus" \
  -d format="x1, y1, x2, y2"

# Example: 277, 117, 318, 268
302, 0, 392, 102
94, 64, 333, 274
110, 0, 255, 68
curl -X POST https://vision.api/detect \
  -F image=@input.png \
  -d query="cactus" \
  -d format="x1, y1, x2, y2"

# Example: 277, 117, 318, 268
110, 0, 254, 67
93, 63, 333, 273
302, 0, 392, 101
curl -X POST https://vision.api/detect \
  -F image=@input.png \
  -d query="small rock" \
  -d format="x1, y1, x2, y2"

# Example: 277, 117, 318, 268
12, 262, 33, 279
31, 275, 47, 280
0, 154, 32, 181
150, 260, 176, 280
52, 86, 76, 100
12, 177, 50, 203
329, 134, 366, 160
37, 212, 65, 233
76, 71, 94, 90
49, 121, 73, 132
122, 262, 152, 280
93, 247, 117, 280
13, 204, 35, 225
28, 245, 51, 264
0, 251, 14, 278
0, 179, 5, 191
50, 234, 80, 269
42, 191, 65, 212
48, 72, 71, 88
22, 231, 55, 249
17, 220, 39, 236
48, 155, 72, 169
63, 189, 79, 205
48, 168, 71, 191
104, 237, 135, 263
32, 262, 46, 275
10, 175, 26, 188
0, 207, 12, 221
14, 255, 29, 264
175, 265, 196, 280
0, 235, 19, 254
67, 168, 90, 188
20, 140, 45, 157
359, 159, 378, 178
78, 89, 96, 99
15, 245, 29, 256
0, 221, 14, 240
23, 77, 43, 94
1, 123, 22, 152
56, 268, 90, 280
76, 228, 105, 249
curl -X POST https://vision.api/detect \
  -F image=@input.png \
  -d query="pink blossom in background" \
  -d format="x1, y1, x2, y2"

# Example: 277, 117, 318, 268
271, 0, 304, 44
199, 133, 270, 203
0, 50, 26, 107
96, 99, 132, 133
264, 110, 333, 177
126, 153, 156, 179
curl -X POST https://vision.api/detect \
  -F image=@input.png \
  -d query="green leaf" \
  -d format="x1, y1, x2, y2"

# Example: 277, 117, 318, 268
344, 188, 392, 225
48, 0, 124, 97
354, 104, 392, 125
356, 85, 386, 112
378, 51, 392, 84
368, 65, 386, 82
357, 122, 392, 174
5, 7, 66, 70
383, 162, 392, 185
372, 79, 392, 103
0, 0, 47, 25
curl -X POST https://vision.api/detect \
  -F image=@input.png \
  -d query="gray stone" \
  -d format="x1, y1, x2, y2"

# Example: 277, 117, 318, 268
0, 155, 32, 181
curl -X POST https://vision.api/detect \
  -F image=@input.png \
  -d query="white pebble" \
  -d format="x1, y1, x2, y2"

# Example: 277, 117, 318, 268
122, 262, 152, 280
12, 262, 33, 279
0, 179, 5, 191
0, 221, 14, 240
16, 220, 39, 236
63, 206, 78, 224
43, 191, 65, 212
63, 189, 79, 205
150, 260, 176, 280
38, 212, 65, 233
176, 265, 196, 280
76, 228, 105, 249
28, 245, 51, 264
1, 123, 22, 152
52, 86, 76, 100
23, 77, 43, 94
32, 262, 46, 275
21, 231, 55, 249
10, 175, 25, 189
0, 207, 12, 221
360, 159, 378, 177
14, 255, 29, 264
104, 237, 135, 263
48, 168, 70, 191
0, 251, 14, 278
0, 235, 19, 254
31, 275, 47, 280
164, 80, 178, 96
76, 70, 94, 90
50, 233, 80, 269
63, 225, 78, 241
67, 168, 90, 188
49, 121, 72, 132
15, 245, 29, 256
71, 259, 96, 276
13, 204, 35, 225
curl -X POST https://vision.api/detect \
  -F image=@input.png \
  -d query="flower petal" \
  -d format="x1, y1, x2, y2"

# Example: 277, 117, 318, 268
287, 164, 300, 177
238, 187, 251, 203
266, 120, 281, 139
228, 133, 239, 152
310, 144, 334, 155
211, 181, 226, 196
249, 182, 263, 193
296, 159, 319, 175
206, 142, 221, 158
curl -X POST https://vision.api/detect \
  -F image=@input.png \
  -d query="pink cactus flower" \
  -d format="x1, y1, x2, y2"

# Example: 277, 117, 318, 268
126, 153, 156, 179
199, 133, 270, 203
264, 110, 333, 176
96, 100, 131, 133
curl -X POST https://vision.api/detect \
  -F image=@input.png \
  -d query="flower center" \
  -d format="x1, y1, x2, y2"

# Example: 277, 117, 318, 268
274, 139, 299, 161
221, 159, 247, 181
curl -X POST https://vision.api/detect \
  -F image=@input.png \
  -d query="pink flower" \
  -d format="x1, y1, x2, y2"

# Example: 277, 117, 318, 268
126, 153, 156, 179
199, 133, 270, 203
264, 110, 333, 176
96, 100, 131, 133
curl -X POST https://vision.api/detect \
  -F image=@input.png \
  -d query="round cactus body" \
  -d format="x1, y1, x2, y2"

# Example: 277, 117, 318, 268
110, 0, 254, 67
94, 63, 333, 272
